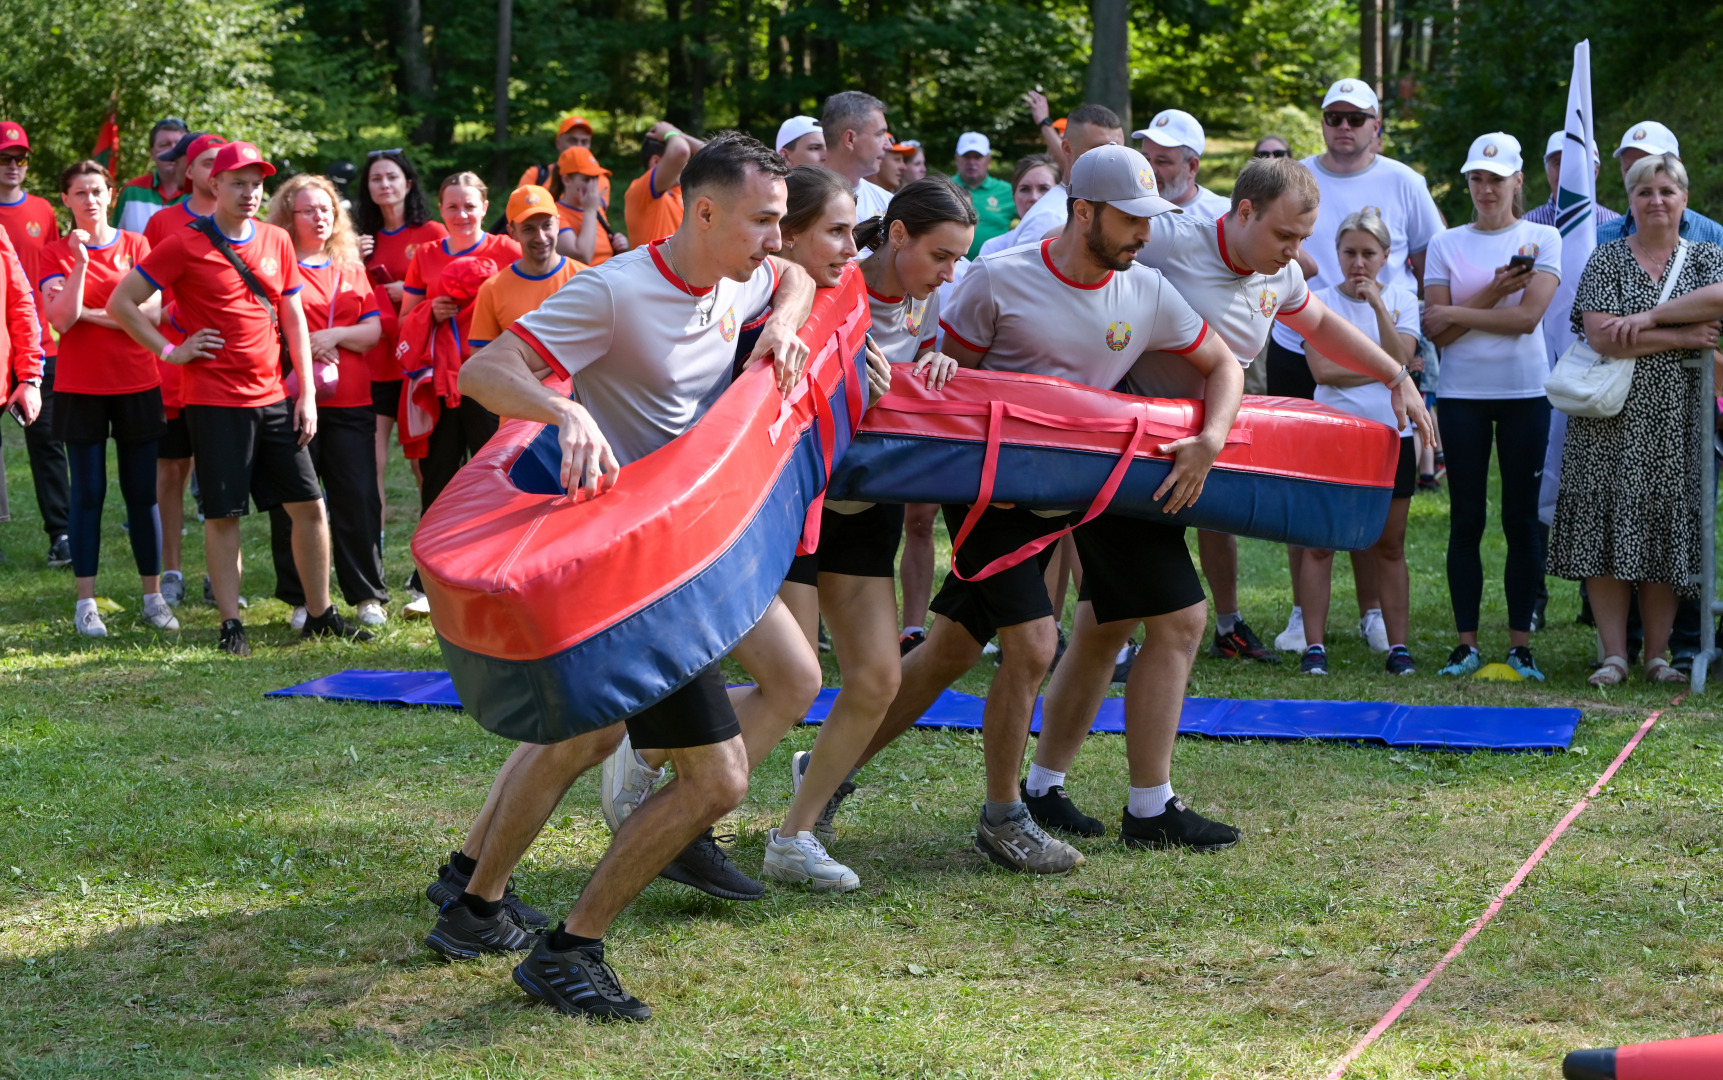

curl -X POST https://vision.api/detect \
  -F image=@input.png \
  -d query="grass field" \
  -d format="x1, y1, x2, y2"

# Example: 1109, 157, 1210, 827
0, 433, 1719, 1080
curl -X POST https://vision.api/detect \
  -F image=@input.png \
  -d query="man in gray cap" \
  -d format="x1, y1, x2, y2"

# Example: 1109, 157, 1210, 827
841, 144, 1242, 873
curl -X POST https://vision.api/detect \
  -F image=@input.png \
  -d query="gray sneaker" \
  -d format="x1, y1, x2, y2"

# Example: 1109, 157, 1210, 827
160, 571, 185, 607
973, 807, 1085, 875
600, 733, 664, 833
792, 750, 855, 843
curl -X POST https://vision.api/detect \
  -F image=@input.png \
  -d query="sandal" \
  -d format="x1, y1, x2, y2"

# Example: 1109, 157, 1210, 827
1645, 658, 1687, 684
1589, 655, 1629, 687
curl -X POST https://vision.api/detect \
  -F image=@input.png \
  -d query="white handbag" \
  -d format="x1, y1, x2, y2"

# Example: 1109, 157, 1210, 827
1546, 240, 1689, 418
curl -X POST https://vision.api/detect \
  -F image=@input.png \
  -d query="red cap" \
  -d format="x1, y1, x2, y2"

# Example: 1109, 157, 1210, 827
0, 122, 29, 155
185, 134, 228, 165
210, 141, 276, 178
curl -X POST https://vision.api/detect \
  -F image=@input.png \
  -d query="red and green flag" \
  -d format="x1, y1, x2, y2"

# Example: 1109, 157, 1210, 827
92, 106, 119, 175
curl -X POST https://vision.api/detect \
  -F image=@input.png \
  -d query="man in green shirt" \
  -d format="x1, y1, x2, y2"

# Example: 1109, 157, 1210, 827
952, 132, 1014, 258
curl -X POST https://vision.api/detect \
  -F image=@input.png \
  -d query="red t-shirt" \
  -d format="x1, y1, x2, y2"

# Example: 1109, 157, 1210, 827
38, 230, 159, 395
135, 219, 304, 408
0, 193, 61, 357
295, 259, 381, 409
143, 201, 206, 409
403, 233, 522, 299
363, 220, 446, 382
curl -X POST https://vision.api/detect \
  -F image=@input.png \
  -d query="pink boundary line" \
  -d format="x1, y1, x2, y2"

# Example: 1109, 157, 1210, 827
1321, 696, 1681, 1080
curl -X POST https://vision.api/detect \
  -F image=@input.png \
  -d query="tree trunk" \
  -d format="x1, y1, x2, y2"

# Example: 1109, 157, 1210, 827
1360, 0, 1383, 97
399, 0, 436, 146
666, 0, 707, 133
1085, 0, 1131, 132
734, 0, 754, 133
492, 0, 513, 195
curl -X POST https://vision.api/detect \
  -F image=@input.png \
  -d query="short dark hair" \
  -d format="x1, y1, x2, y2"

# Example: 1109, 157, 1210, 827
782, 165, 855, 237
821, 91, 886, 137
148, 117, 188, 145
681, 131, 790, 199
1066, 104, 1122, 132
640, 136, 668, 172
855, 175, 977, 251
59, 159, 114, 193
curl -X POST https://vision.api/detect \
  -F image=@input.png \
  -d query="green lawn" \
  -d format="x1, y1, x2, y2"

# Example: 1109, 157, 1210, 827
0, 432, 1719, 1080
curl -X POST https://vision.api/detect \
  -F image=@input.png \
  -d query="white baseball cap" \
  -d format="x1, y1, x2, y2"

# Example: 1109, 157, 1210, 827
1069, 144, 1180, 219
1461, 132, 1522, 176
955, 132, 991, 158
1544, 130, 1600, 164
1322, 79, 1380, 113
1132, 109, 1205, 155
1615, 120, 1680, 159
775, 115, 822, 153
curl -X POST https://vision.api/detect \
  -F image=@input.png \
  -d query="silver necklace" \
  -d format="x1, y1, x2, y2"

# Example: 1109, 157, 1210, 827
662, 239, 718, 325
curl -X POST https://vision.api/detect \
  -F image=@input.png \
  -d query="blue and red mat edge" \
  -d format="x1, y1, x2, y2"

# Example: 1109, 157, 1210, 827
266, 670, 1581, 752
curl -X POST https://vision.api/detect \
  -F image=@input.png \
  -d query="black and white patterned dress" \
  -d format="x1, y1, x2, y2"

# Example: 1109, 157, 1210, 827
1547, 238, 1723, 594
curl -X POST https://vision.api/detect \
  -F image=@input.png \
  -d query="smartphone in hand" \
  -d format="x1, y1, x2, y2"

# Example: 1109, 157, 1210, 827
1508, 254, 1536, 272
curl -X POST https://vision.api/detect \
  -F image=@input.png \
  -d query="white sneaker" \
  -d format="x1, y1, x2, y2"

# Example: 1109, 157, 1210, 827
981, 641, 1000, 656
1359, 609, 1389, 653
74, 604, 107, 638
289, 605, 308, 631
599, 733, 664, 833
357, 599, 388, 626
402, 595, 431, 620
791, 749, 810, 795
1274, 611, 1306, 653
762, 828, 860, 892
142, 596, 180, 632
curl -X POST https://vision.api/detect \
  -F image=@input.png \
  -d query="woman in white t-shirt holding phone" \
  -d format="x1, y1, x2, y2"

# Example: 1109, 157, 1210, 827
1302, 209, 1422, 676
1420, 132, 1562, 681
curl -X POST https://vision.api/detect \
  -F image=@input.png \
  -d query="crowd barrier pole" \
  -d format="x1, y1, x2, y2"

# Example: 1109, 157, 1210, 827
1689, 348, 1721, 693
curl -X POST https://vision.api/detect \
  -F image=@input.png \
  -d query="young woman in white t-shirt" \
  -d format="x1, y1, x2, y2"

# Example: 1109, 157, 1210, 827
1420, 132, 1562, 682
1302, 210, 1422, 676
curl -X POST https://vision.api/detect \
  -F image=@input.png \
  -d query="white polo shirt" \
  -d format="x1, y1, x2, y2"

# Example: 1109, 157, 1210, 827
939, 239, 1208, 391
867, 284, 938, 364
1178, 185, 1233, 223
978, 184, 1071, 259
1310, 282, 1421, 432
854, 178, 894, 222
512, 240, 778, 465
1128, 212, 1310, 398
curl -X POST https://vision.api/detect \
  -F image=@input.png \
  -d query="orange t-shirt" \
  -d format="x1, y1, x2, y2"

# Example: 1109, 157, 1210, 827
555, 202, 614, 265
469, 256, 583, 346
624, 170, 684, 247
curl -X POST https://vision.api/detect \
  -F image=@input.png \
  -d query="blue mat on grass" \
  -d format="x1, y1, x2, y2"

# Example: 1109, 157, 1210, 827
267, 669, 1580, 751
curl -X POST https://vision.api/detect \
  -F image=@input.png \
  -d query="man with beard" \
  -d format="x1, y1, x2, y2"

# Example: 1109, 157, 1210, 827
1135, 109, 1232, 222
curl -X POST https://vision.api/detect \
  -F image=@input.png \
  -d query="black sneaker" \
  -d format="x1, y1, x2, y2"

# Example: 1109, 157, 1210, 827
1022, 779, 1105, 837
47, 534, 71, 569
1299, 645, 1328, 675
818, 622, 832, 652
426, 859, 551, 931
814, 780, 855, 844
204, 576, 247, 609
1385, 646, 1416, 676
1210, 619, 1280, 663
302, 605, 374, 643
219, 618, 251, 657
1120, 797, 1239, 852
1112, 643, 1138, 685
899, 628, 926, 655
1050, 629, 1068, 671
657, 829, 765, 900
424, 899, 540, 960
513, 937, 651, 1022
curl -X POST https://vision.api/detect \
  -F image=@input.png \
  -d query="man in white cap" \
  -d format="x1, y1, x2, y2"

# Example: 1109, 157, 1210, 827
775, 116, 826, 167
1263, 77, 1443, 654
1523, 130, 1621, 233
1134, 109, 1231, 222
952, 132, 1014, 257
843, 144, 1243, 872
1596, 121, 1723, 245
820, 91, 893, 220
978, 101, 1126, 258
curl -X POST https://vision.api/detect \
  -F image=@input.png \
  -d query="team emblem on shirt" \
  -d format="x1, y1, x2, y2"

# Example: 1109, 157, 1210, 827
1517, 243, 1540, 258
905, 298, 925, 335
986, 196, 999, 209
720, 307, 738, 342
116, 255, 132, 272
1104, 320, 1132, 351
24, 221, 40, 238
1257, 287, 1278, 318
260, 256, 279, 277
405, 243, 419, 260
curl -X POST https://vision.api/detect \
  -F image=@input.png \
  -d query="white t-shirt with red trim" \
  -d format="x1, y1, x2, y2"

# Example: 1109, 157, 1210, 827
511, 239, 779, 466
939, 239, 1208, 391
866, 284, 938, 365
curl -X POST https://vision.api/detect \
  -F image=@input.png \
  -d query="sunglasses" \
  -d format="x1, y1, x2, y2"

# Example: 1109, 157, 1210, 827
1323, 111, 1375, 129
1254, 149, 1291, 158
0, 155, 27, 166
367, 148, 404, 159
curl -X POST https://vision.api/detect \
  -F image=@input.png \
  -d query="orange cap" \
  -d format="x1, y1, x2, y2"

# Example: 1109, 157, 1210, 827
889, 138, 921, 155
558, 115, 593, 136
506, 184, 557, 223
557, 146, 611, 178
1052, 117, 1068, 135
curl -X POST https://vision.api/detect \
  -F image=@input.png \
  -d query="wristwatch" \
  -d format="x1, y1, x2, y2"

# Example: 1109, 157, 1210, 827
19, 376, 40, 387
1038, 116, 1055, 128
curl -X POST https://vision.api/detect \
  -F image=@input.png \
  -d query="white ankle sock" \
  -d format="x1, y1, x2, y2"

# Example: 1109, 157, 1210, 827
1128, 783, 1174, 819
144, 591, 165, 609
1025, 763, 1065, 798
1217, 611, 1240, 635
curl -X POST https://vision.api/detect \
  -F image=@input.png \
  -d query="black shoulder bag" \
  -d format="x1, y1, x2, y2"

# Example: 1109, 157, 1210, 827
191, 216, 289, 369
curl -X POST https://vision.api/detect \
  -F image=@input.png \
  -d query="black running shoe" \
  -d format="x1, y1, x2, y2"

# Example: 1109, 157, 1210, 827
425, 860, 551, 931
1385, 646, 1416, 676
657, 829, 765, 901
1299, 645, 1329, 675
1210, 619, 1280, 664
513, 937, 651, 1022
899, 628, 926, 655
1112, 642, 1138, 685
219, 618, 251, 657
302, 605, 375, 643
1120, 797, 1240, 852
47, 534, 71, 569
1049, 629, 1068, 672
1021, 779, 1105, 837
425, 899, 540, 960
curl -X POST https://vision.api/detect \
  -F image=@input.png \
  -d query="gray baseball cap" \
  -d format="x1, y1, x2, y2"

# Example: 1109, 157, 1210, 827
1068, 144, 1180, 219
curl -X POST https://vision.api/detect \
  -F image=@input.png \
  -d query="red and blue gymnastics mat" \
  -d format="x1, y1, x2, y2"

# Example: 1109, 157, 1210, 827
266, 670, 1580, 752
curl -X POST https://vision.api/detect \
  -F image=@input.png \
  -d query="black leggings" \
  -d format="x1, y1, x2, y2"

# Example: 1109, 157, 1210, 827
269, 405, 387, 607
67, 439, 160, 579
1437, 396, 1550, 634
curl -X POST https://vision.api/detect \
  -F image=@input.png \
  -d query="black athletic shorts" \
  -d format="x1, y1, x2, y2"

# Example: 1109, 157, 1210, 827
158, 412, 193, 459
1265, 338, 1318, 400
783, 501, 906, 586
371, 378, 404, 418
928, 503, 1073, 644
1074, 513, 1206, 624
1393, 434, 1415, 499
624, 661, 742, 750
53, 388, 165, 445
184, 400, 323, 517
